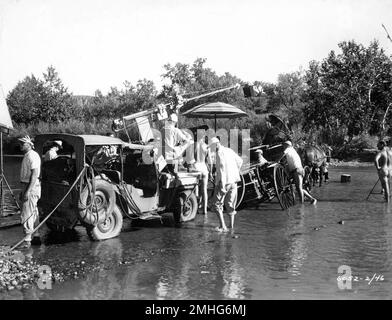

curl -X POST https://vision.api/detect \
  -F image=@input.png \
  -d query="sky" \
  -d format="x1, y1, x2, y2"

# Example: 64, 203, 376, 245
1, 0, 392, 96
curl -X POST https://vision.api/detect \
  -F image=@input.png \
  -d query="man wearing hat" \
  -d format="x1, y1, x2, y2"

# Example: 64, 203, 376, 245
44, 140, 62, 161
255, 149, 269, 167
209, 136, 243, 232
18, 135, 41, 247
283, 140, 317, 204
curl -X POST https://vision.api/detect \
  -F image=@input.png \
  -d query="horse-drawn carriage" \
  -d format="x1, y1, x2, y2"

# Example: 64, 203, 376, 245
233, 113, 331, 210
234, 144, 296, 210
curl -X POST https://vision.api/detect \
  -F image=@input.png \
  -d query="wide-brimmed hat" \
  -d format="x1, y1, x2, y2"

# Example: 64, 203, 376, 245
53, 140, 63, 148
18, 135, 34, 146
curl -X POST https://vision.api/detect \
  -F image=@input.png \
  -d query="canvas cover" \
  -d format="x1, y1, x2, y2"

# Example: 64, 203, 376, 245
0, 85, 13, 129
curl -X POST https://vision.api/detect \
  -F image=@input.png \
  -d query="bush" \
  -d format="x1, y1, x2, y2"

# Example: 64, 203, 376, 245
334, 133, 379, 160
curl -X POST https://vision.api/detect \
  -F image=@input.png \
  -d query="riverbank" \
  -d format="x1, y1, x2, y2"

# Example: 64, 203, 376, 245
330, 159, 373, 167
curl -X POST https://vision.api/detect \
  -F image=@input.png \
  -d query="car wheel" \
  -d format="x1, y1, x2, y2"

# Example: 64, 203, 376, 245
86, 205, 123, 241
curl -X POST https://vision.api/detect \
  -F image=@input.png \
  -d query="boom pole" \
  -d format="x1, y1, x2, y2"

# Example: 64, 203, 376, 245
114, 83, 241, 131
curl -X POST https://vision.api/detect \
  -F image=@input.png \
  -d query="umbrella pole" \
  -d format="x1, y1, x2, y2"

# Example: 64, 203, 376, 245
215, 114, 217, 132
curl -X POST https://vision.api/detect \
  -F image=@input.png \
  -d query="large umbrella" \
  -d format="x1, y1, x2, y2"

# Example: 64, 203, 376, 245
181, 101, 248, 131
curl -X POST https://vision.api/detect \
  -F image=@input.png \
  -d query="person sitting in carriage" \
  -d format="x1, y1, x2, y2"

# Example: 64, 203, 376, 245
255, 149, 269, 167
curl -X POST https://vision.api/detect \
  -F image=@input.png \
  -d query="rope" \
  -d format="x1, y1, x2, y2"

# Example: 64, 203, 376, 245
77, 165, 100, 225
4, 165, 89, 254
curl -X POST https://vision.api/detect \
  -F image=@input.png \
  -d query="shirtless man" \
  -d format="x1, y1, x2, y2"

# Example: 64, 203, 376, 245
374, 140, 392, 202
283, 141, 317, 204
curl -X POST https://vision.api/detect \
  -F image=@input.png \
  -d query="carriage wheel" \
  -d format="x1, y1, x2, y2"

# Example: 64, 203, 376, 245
273, 164, 295, 210
235, 174, 246, 209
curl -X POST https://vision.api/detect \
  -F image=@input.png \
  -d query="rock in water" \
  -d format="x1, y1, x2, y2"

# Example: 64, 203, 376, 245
0, 245, 49, 291
341, 174, 351, 183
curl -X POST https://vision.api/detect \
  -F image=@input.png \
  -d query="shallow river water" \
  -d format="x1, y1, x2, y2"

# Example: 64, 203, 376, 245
1, 156, 392, 299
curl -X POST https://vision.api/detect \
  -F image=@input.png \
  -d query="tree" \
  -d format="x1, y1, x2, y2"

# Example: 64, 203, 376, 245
303, 40, 392, 141
7, 66, 77, 124
84, 79, 158, 121
7, 75, 47, 124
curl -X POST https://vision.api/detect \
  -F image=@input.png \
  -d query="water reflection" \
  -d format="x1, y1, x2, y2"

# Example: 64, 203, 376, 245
221, 237, 246, 299
286, 205, 309, 277
4, 161, 392, 299
78, 239, 124, 299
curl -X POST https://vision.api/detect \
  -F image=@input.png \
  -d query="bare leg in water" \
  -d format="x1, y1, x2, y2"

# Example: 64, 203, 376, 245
294, 173, 317, 204
200, 172, 208, 214
378, 169, 390, 202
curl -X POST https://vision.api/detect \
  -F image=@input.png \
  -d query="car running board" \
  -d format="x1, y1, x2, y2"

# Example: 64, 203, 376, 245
138, 212, 162, 220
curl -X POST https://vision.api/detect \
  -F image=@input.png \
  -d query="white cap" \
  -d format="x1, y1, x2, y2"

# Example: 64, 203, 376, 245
53, 140, 63, 148
18, 135, 34, 146
169, 113, 178, 123
283, 140, 292, 146
208, 137, 220, 148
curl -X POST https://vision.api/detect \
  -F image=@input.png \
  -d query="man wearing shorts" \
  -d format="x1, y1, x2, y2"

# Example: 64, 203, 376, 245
283, 141, 317, 204
209, 137, 243, 232
374, 140, 392, 202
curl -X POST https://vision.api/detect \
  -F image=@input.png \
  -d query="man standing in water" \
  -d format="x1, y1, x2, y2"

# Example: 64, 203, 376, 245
374, 140, 392, 202
209, 137, 243, 232
18, 136, 41, 248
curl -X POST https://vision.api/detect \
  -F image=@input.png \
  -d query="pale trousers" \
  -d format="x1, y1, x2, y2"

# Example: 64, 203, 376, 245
212, 183, 238, 216
21, 185, 41, 241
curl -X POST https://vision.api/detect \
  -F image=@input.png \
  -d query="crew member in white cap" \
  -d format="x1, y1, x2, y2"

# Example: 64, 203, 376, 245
283, 140, 317, 204
18, 135, 41, 247
255, 149, 269, 167
209, 136, 243, 232
44, 140, 62, 161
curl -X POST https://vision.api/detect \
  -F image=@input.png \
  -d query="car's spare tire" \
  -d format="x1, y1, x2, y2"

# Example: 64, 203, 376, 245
86, 205, 123, 241
173, 190, 198, 224
78, 179, 116, 226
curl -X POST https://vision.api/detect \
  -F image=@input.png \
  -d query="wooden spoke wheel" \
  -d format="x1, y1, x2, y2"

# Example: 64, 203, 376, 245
235, 174, 246, 209
273, 164, 295, 210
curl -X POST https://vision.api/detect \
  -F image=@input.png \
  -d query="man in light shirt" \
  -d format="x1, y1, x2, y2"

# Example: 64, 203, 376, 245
283, 140, 317, 204
18, 135, 42, 248
209, 137, 243, 232
163, 113, 193, 176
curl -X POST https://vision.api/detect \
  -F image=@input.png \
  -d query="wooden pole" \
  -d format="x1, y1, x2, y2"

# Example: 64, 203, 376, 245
365, 178, 379, 200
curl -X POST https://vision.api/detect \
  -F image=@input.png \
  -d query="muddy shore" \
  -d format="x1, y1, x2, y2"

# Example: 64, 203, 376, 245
329, 159, 373, 167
